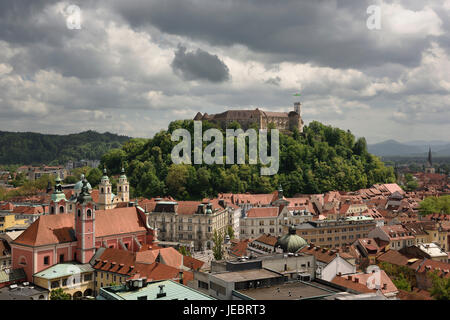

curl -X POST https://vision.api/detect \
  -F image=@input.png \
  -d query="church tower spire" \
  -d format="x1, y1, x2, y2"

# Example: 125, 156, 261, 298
425, 147, 435, 174
428, 147, 432, 167
98, 167, 113, 210
117, 166, 129, 203
50, 173, 67, 214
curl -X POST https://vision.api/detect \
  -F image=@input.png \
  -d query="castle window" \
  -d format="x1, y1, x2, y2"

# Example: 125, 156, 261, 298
50, 206, 55, 214
44, 256, 50, 265
59, 254, 64, 263
77, 209, 81, 217
119, 186, 122, 192
87, 209, 92, 217
101, 188, 104, 193
125, 186, 127, 191
59, 206, 64, 213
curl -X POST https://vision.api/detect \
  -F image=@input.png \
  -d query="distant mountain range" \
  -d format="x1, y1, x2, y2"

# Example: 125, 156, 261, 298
368, 140, 450, 157
0, 130, 131, 165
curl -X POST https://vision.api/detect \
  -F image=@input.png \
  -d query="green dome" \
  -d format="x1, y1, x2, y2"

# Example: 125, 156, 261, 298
275, 226, 308, 253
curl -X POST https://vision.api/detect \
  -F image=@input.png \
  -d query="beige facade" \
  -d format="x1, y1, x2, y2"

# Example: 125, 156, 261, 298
287, 218, 377, 249
148, 201, 231, 251
33, 266, 95, 300
240, 207, 313, 239
194, 102, 304, 132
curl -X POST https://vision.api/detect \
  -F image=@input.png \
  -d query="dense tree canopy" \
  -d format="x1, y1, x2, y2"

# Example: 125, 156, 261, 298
0, 130, 129, 165
419, 196, 450, 215
100, 120, 395, 200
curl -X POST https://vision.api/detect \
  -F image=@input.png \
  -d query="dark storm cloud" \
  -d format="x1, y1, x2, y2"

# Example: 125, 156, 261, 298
171, 45, 230, 82
111, 0, 441, 69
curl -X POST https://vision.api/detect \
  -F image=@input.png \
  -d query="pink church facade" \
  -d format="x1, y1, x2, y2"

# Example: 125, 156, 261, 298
11, 204, 156, 281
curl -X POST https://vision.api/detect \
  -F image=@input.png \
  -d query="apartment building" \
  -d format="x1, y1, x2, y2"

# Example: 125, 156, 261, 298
287, 216, 377, 249
147, 199, 232, 251
240, 206, 313, 239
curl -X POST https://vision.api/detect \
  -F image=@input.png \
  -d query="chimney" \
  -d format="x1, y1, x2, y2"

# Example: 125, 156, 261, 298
156, 284, 167, 299
179, 271, 184, 285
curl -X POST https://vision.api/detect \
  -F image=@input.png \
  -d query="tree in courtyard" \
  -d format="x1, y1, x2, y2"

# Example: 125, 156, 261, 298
50, 288, 71, 300
212, 230, 224, 261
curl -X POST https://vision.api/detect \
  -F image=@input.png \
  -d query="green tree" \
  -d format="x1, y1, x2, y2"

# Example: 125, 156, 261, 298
419, 196, 450, 215
50, 288, 71, 300
430, 271, 450, 300
165, 164, 189, 200
226, 225, 235, 239
86, 167, 102, 187
178, 246, 192, 257
64, 175, 78, 184
212, 230, 224, 261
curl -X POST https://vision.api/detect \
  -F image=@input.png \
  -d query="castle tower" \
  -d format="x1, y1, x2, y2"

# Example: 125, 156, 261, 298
117, 167, 129, 203
289, 102, 304, 133
50, 174, 67, 214
98, 168, 113, 210
294, 102, 301, 115
74, 179, 96, 264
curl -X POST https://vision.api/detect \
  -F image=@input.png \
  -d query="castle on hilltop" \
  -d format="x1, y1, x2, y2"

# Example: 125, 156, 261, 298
194, 102, 304, 132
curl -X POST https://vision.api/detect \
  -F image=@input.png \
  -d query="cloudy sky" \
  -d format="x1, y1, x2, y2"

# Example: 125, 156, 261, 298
0, 0, 449, 143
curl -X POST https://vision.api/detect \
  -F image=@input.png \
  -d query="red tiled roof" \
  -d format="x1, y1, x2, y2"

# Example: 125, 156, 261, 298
299, 246, 338, 264
13, 207, 147, 247
332, 270, 397, 295
253, 234, 278, 246
90, 190, 99, 203
136, 247, 183, 269
183, 255, 204, 271
246, 207, 278, 218
133, 262, 191, 283
0, 203, 14, 211
229, 239, 249, 257
93, 248, 136, 275
416, 259, 450, 278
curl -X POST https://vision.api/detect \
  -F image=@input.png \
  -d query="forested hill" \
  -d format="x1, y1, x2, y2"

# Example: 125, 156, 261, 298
100, 120, 396, 200
0, 130, 130, 165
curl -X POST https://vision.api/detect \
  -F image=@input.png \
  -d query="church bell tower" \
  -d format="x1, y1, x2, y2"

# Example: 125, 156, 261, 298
75, 179, 96, 264
98, 168, 113, 210
117, 167, 129, 203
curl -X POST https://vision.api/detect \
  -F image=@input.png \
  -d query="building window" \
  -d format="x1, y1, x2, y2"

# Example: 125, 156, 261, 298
59, 206, 65, 213
59, 254, 64, 263
198, 280, 209, 290
44, 256, 50, 265
77, 209, 81, 217
87, 209, 92, 217
51, 281, 60, 289
84, 274, 92, 282
62, 278, 68, 286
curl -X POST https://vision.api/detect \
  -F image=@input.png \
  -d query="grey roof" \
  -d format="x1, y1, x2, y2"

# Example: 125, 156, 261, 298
0, 268, 26, 284
0, 284, 48, 300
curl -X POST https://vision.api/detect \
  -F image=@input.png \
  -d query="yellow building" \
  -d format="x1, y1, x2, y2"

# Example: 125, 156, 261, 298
33, 263, 95, 300
0, 213, 28, 233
